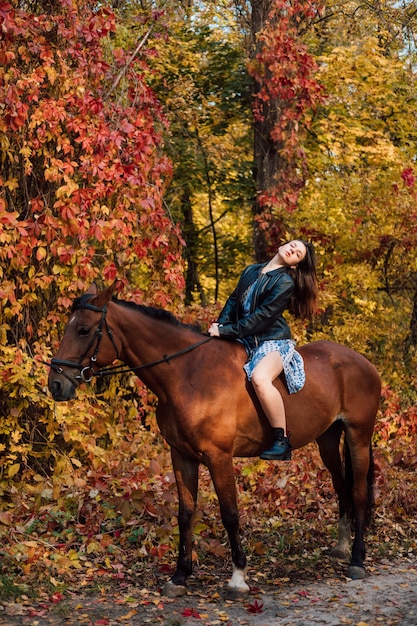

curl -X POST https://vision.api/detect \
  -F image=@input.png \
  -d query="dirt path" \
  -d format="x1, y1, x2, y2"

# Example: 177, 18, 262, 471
1, 556, 416, 625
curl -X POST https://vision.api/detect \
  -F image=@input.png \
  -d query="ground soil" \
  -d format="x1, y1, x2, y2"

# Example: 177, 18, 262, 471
1, 555, 416, 626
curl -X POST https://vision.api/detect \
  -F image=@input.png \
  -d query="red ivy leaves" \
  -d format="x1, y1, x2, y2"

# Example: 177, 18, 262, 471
401, 167, 415, 188
0, 2, 12, 29
245, 599, 264, 613
0, 0, 185, 338
248, 0, 325, 214
182, 607, 201, 618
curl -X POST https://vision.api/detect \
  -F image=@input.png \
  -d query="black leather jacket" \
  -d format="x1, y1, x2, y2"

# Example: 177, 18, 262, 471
217, 264, 294, 348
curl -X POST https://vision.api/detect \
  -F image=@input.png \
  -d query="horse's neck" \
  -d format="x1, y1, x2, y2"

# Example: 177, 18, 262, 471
115, 307, 199, 397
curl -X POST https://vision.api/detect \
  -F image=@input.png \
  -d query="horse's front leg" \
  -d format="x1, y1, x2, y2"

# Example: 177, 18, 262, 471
163, 447, 199, 598
205, 452, 249, 600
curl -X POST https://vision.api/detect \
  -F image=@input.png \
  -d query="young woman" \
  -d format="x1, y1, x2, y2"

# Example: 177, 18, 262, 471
208, 240, 318, 460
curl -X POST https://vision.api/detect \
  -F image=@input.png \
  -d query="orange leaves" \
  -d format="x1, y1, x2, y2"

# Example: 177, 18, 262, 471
4, 100, 29, 130
103, 263, 118, 282
0, 0, 185, 316
0, 4, 186, 577
3, 84, 30, 129
376, 385, 417, 470
0, 2, 182, 604
35, 247, 47, 262
0, 206, 19, 228
0, 2, 12, 25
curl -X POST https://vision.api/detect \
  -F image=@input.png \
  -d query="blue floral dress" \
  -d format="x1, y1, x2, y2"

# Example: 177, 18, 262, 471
240, 278, 305, 394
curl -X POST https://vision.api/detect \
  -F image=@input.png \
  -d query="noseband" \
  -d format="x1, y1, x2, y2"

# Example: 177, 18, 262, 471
48, 298, 119, 384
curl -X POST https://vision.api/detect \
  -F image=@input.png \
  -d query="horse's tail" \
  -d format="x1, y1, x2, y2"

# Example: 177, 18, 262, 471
343, 432, 375, 528
365, 443, 375, 527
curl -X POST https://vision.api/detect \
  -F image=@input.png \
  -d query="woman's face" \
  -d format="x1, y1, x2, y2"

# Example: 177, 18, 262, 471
278, 240, 307, 267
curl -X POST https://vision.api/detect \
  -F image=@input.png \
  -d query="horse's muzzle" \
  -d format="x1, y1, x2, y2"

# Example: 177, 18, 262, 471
48, 375, 77, 402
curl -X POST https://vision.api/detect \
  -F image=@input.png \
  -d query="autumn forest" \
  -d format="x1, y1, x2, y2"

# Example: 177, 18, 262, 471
0, 0, 417, 611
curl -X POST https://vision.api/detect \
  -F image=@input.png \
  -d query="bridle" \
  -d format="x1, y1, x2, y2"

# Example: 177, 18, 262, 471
46, 298, 212, 385
48, 300, 120, 384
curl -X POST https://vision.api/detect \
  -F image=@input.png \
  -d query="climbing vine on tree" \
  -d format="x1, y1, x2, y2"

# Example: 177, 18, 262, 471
0, 0, 184, 482
248, 0, 325, 259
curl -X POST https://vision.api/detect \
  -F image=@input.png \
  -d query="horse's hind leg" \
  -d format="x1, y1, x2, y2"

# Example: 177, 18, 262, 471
344, 435, 374, 580
316, 420, 351, 560
163, 448, 199, 598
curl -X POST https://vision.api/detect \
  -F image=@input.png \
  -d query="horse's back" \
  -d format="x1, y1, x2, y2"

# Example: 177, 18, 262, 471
283, 340, 380, 448
299, 340, 381, 399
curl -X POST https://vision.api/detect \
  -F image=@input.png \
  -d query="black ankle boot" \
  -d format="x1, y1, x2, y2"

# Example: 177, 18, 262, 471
260, 427, 292, 461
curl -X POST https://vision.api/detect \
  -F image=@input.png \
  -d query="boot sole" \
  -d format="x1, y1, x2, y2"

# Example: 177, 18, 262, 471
260, 451, 292, 461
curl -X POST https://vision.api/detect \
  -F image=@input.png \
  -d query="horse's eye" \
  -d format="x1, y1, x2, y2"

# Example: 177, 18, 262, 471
78, 327, 91, 337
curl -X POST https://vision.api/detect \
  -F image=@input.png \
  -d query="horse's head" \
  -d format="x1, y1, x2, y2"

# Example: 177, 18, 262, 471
48, 281, 121, 401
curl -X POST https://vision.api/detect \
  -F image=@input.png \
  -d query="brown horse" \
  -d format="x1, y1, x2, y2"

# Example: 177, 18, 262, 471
47, 282, 381, 599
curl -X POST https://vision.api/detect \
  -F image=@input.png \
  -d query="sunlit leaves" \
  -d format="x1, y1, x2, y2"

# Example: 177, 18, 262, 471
0, 0, 184, 319
0, 0, 185, 548
143, 1, 253, 301
285, 13, 417, 384
1, 0, 417, 605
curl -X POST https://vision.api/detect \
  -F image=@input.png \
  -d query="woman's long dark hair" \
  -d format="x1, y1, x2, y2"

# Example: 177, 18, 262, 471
288, 241, 318, 319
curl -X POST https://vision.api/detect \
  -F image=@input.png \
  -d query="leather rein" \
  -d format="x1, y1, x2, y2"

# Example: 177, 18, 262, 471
46, 299, 212, 384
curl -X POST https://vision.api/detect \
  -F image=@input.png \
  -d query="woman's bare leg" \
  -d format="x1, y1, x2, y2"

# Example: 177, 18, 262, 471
250, 352, 287, 433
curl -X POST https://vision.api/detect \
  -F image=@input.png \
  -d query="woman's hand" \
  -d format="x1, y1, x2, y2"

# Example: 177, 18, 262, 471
208, 322, 220, 337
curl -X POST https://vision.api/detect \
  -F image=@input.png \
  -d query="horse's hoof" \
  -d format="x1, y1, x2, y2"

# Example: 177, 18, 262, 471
162, 580, 187, 597
225, 586, 250, 601
331, 545, 350, 560
347, 565, 366, 580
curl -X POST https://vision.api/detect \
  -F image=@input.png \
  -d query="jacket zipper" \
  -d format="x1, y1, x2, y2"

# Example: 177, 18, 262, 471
249, 273, 271, 348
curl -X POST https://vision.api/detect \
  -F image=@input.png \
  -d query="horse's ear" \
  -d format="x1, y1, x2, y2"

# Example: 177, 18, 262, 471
86, 283, 98, 296
93, 280, 122, 307
109, 279, 124, 298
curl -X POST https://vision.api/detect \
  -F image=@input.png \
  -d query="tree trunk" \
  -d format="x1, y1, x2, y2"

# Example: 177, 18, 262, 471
182, 189, 207, 306
250, 0, 285, 262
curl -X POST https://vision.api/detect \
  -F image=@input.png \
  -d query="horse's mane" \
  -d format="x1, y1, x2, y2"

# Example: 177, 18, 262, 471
71, 294, 201, 333
115, 299, 202, 333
